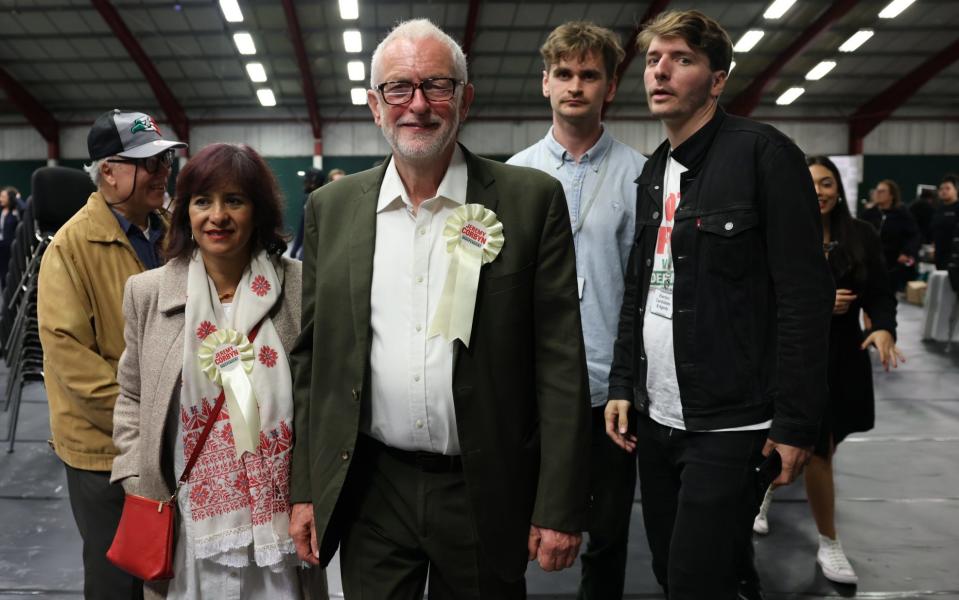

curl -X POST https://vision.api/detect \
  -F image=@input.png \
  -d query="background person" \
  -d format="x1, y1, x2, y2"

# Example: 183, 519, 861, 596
931, 174, 958, 270
507, 21, 646, 600
38, 109, 185, 600
111, 143, 324, 599
861, 179, 921, 292
753, 156, 903, 586
0, 186, 20, 289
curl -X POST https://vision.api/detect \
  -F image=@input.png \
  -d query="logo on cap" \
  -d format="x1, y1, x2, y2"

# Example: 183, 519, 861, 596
131, 116, 161, 135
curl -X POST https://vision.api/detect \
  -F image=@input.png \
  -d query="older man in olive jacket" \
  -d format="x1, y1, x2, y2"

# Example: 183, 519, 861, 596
289, 19, 591, 599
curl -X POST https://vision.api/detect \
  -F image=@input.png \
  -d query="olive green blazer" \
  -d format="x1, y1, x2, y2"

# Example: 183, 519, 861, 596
289, 145, 590, 581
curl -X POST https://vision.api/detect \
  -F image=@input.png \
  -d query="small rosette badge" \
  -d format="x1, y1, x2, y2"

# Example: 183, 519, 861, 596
428, 204, 504, 346
197, 329, 260, 458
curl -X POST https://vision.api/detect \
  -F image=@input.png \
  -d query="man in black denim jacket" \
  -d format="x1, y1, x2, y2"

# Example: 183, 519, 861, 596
604, 10, 834, 599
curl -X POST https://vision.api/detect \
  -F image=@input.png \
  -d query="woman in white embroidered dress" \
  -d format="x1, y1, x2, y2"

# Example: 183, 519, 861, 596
111, 143, 325, 599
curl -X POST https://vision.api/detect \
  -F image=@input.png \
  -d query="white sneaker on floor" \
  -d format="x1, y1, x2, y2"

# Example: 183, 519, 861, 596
753, 486, 773, 535
817, 534, 859, 584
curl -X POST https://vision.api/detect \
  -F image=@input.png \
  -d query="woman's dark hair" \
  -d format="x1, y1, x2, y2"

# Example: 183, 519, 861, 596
165, 143, 287, 260
807, 155, 867, 282
877, 178, 902, 207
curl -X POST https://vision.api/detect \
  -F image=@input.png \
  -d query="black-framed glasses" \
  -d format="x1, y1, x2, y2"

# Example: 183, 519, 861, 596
375, 77, 464, 105
107, 149, 175, 174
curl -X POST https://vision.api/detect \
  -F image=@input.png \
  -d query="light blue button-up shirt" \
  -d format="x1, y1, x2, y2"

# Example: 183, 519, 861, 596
509, 127, 646, 406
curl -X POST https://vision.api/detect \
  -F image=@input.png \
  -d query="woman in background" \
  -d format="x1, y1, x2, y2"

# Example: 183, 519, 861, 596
754, 156, 903, 586
861, 179, 920, 293
0, 187, 21, 289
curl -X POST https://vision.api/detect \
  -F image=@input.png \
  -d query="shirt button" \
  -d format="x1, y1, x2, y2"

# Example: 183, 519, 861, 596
341, 451, 350, 461
414, 375, 421, 382
415, 324, 422, 332
645, 258, 652, 267
416, 275, 424, 284
652, 211, 660, 220
415, 419, 424, 429
419, 228, 427, 236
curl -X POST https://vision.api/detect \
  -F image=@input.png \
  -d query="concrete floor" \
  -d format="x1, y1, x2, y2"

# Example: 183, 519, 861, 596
1, 302, 957, 599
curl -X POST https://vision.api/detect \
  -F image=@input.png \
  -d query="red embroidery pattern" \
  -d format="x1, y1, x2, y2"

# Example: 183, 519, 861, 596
258, 345, 278, 368
251, 275, 271, 297
196, 320, 217, 340
179, 398, 292, 526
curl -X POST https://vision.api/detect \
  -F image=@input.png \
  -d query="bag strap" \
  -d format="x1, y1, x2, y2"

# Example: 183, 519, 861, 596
173, 320, 264, 499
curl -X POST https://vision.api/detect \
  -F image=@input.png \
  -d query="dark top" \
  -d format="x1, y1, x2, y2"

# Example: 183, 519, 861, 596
820, 219, 897, 455
0, 209, 20, 283
909, 199, 934, 244
931, 201, 959, 270
111, 209, 165, 270
860, 205, 920, 291
608, 108, 834, 446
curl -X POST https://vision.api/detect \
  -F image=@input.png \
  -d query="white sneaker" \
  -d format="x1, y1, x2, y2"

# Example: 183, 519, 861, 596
753, 486, 773, 535
817, 534, 859, 584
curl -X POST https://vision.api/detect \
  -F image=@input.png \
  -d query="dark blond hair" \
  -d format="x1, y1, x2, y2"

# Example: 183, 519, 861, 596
878, 179, 902, 207
540, 21, 625, 80
637, 10, 733, 73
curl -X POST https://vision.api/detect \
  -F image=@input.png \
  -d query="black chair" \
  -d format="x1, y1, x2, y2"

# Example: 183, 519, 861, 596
3, 166, 93, 451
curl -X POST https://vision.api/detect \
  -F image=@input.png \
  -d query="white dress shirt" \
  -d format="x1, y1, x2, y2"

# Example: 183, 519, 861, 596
364, 146, 467, 455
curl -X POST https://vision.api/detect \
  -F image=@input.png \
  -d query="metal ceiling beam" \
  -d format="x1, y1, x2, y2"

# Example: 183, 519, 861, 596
614, 0, 671, 85
280, 0, 323, 156
726, 0, 860, 117
0, 66, 59, 159
90, 0, 190, 147
462, 0, 482, 66
848, 36, 959, 154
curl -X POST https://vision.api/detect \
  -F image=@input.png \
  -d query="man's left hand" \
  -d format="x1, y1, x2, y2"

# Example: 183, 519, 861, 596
527, 525, 581, 572
762, 439, 812, 486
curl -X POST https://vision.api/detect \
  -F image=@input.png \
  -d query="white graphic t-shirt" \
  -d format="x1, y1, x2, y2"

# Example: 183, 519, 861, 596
643, 154, 687, 429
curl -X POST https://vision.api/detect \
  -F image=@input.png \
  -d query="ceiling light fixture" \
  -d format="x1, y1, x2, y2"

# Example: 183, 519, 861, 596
805, 60, 836, 80
347, 61, 365, 81
339, 0, 359, 20
218, 0, 243, 22
343, 30, 362, 53
838, 29, 875, 52
733, 30, 765, 53
257, 89, 276, 107
879, 0, 916, 18
763, 0, 797, 19
233, 32, 256, 55
245, 62, 267, 83
350, 88, 368, 105
776, 87, 805, 106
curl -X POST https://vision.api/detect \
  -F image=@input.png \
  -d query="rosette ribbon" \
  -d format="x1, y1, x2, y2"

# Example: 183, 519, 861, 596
428, 204, 504, 347
198, 329, 260, 458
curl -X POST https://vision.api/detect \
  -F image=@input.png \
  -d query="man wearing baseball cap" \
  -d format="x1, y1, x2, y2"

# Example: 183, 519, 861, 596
38, 109, 185, 599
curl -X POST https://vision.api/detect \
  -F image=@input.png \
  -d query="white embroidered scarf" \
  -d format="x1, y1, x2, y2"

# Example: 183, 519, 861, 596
180, 250, 295, 569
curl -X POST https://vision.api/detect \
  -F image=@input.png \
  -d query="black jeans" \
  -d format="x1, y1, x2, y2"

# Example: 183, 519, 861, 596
635, 416, 766, 600
578, 405, 637, 600
63, 464, 143, 600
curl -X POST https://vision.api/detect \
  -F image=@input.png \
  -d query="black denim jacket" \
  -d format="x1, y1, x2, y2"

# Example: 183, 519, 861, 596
608, 108, 835, 447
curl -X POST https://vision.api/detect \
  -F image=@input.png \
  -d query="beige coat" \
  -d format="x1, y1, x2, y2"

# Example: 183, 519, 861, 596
38, 191, 162, 471
110, 254, 311, 599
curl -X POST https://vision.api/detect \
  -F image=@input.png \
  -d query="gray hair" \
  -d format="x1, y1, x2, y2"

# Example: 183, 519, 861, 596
369, 19, 468, 88
84, 159, 106, 188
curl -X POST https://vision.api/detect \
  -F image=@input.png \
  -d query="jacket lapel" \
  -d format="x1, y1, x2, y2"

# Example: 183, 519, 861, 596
350, 163, 388, 369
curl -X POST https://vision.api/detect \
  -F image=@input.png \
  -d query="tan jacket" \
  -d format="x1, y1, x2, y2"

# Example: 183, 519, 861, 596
38, 191, 159, 471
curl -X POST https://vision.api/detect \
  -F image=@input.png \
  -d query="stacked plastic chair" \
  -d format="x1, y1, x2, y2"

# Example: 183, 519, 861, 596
2, 166, 93, 452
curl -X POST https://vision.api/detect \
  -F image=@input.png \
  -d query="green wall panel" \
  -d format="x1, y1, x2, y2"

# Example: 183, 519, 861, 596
860, 155, 959, 205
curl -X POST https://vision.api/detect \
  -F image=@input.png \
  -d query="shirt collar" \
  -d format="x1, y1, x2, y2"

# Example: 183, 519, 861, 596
669, 107, 726, 172
376, 145, 468, 213
111, 208, 161, 238
545, 125, 613, 172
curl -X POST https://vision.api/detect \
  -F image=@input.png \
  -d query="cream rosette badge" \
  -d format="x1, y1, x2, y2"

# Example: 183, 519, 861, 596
428, 204, 504, 346
198, 329, 261, 458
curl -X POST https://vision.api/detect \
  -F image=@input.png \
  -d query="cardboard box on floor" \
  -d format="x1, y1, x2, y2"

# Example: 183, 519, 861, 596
906, 280, 927, 306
